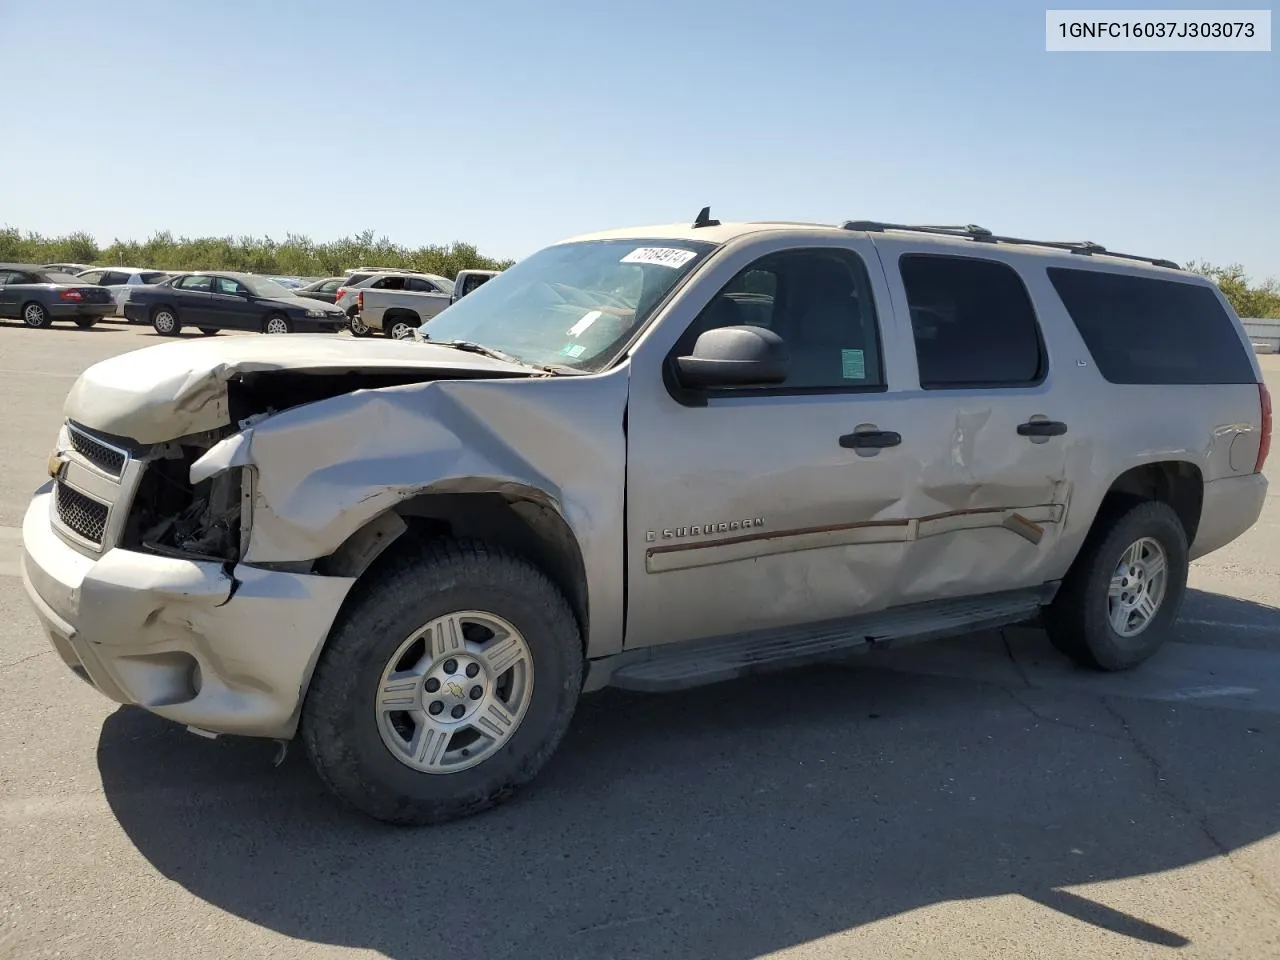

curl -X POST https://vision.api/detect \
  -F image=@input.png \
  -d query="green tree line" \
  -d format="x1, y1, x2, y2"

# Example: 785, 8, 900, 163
1185, 262, 1280, 319
2, 225, 1276, 317
0, 227, 515, 280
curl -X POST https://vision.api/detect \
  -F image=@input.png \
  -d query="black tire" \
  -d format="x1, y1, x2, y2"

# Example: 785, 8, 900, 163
21, 302, 51, 329
199, 327, 219, 336
383, 314, 420, 340
1043, 500, 1188, 671
262, 313, 293, 334
300, 537, 583, 826
151, 306, 181, 336
74, 317, 98, 329
347, 307, 374, 337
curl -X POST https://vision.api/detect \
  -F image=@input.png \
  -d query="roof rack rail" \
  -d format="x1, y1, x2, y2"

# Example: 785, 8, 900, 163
839, 220, 1181, 270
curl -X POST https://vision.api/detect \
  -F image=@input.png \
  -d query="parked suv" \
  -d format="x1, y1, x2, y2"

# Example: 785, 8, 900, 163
335, 271, 455, 337
21, 214, 1270, 827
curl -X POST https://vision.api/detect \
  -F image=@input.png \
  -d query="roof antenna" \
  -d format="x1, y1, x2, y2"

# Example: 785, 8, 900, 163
692, 206, 720, 228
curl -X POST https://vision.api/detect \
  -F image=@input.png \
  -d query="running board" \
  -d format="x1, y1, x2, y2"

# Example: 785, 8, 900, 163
596, 586, 1054, 693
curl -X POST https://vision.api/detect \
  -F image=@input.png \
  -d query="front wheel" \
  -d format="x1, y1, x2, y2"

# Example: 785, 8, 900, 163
1043, 500, 1188, 671
22, 302, 51, 329
262, 313, 293, 334
300, 538, 583, 826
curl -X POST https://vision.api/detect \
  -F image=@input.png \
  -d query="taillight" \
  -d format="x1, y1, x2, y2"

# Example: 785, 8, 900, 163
59, 289, 83, 302
335, 287, 347, 302
357, 291, 363, 309
1256, 382, 1272, 474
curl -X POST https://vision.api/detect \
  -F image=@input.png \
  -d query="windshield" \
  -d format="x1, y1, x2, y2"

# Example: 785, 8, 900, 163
418, 238, 715, 372
243, 276, 295, 298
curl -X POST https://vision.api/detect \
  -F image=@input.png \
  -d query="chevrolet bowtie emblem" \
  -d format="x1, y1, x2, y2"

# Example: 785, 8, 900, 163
47, 450, 65, 479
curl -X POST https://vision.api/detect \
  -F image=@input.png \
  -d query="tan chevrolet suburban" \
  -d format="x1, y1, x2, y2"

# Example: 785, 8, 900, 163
22, 212, 1270, 825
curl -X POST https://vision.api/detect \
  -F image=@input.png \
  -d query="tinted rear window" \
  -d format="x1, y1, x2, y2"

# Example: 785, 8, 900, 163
140, 272, 169, 284
1047, 268, 1255, 385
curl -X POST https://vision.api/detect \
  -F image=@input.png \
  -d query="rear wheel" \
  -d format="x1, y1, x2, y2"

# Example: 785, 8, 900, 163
21, 302, 51, 329
262, 313, 293, 334
385, 316, 418, 340
301, 538, 583, 826
151, 307, 181, 336
1043, 500, 1188, 671
348, 310, 373, 337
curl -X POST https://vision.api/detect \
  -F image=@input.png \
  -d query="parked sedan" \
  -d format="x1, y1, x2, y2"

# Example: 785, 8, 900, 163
122, 271, 349, 336
0, 263, 117, 328
294, 276, 347, 303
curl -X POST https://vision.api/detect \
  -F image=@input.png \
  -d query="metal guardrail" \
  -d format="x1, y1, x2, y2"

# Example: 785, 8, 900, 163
1243, 318, 1280, 354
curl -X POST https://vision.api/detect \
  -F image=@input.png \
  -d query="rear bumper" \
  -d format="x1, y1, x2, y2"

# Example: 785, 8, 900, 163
21, 484, 355, 739
1190, 473, 1268, 561
47, 303, 115, 319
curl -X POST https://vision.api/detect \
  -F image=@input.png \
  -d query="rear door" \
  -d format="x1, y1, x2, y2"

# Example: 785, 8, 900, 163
0, 271, 21, 316
100, 270, 131, 314
871, 242, 1077, 603
624, 234, 924, 648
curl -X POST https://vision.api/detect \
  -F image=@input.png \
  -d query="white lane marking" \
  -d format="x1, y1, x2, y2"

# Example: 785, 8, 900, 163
1156, 685, 1260, 701
1179, 618, 1279, 633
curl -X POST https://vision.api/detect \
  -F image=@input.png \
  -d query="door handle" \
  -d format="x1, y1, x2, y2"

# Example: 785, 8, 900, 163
1017, 420, 1068, 437
840, 430, 902, 449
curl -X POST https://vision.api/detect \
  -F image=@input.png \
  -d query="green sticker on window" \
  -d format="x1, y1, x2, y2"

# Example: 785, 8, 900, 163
841, 348, 866, 380
559, 343, 586, 359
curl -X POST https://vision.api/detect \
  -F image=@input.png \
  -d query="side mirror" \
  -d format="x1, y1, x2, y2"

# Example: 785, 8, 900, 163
675, 325, 789, 389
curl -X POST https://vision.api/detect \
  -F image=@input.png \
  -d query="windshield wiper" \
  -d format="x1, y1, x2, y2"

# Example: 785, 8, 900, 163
423, 336, 577, 375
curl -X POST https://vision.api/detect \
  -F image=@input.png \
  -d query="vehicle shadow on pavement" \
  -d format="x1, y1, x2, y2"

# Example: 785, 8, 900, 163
96, 597, 1280, 960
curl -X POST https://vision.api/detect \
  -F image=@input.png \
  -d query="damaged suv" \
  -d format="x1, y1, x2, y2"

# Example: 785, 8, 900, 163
22, 212, 1270, 825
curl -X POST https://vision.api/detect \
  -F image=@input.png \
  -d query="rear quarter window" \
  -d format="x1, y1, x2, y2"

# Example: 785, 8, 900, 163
1047, 268, 1256, 385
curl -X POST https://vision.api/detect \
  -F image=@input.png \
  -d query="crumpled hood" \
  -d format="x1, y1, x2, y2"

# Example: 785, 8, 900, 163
64, 334, 531, 443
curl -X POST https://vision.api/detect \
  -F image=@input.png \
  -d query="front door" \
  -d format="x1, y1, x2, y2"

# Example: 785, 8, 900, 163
624, 236, 925, 649
210, 275, 258, 330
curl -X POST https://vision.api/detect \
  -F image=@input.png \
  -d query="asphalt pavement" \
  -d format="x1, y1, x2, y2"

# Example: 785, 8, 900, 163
1, 320, 1278, 960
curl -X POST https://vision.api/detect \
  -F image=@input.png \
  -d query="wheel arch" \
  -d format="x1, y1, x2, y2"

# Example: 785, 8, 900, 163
1096, 460, 1204, 544
315, 486, 590, 649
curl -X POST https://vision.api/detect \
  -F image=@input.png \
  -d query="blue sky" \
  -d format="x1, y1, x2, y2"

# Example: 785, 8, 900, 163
2, 0, 1276, 278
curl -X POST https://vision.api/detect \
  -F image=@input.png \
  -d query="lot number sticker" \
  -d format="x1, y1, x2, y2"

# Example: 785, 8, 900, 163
841, 348, 866, 380
620, 247, 697, 269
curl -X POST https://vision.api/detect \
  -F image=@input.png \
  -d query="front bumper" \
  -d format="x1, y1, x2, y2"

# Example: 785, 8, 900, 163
295, 316, 347, 333
21, 483, 355, 739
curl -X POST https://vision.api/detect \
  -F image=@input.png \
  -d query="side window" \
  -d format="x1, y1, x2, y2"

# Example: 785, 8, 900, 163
79, 270, 107, 284
176, 274, 213, 292
101, 271, 129, 286
404, 277, 438, 293
900, 254, 1045, 389
320, 280, 342, 293
677, 248, 885, 391
1047, 268, 1256, 385
374, 276, 406, 290
139, 272, 169, 285
214, 277, 245, 295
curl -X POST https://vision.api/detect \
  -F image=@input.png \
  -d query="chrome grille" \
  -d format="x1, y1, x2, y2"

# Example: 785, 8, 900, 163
55, 481, 109, 545
67, 425, 127, 477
